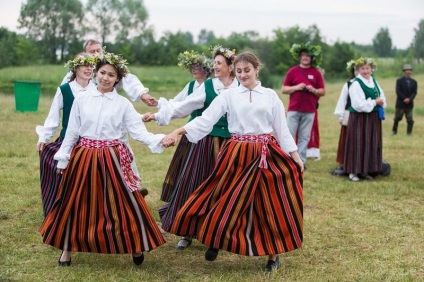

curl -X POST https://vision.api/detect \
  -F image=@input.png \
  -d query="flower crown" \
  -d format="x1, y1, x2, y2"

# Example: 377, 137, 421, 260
210, 45, 236, 62
290, 42, 322, 67
177, 50, 213, 76
97, 52, 130, 76
64, 54, 97, 72
346, 59, 357, 74
355, 57, 377, 70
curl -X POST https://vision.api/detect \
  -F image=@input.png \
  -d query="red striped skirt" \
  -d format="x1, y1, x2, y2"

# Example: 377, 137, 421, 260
170, 134, 303, 256
39, 141, 165, 253
159, 135, 227, 232
343, 111, 383, 174
39, 137, 63, 217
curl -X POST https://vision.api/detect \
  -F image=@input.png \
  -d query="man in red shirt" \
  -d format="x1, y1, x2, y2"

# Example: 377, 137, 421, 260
282, 43, 325, 168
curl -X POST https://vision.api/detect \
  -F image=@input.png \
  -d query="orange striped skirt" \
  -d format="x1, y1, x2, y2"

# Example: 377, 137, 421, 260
39, 143, 165, 253
170, 135, 303, 256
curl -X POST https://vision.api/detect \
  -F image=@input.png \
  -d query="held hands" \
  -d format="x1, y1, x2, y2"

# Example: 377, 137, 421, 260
160, 133, 178, 148
56, 168, 63, 175
403, 98, 411, 104
140, 93, 158, 107
36, 142, 45, 152
297, 83, 306, 91
142, 112, 156, 122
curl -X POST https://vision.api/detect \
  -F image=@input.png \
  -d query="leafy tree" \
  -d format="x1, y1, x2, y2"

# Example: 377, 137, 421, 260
372, 27, 393, 57
115, 0, 149, 43
87, 0, 149, 44
15, 36, 40, 65
198, 29, 216, 45
0, 28, 17, 68
324, 41, 356, 79
18, 0, 84, 63
412, 19, 424, 62
158, 31, 195, 65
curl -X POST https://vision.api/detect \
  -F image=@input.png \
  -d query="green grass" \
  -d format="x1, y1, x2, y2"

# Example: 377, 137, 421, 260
0, 72, 424, 281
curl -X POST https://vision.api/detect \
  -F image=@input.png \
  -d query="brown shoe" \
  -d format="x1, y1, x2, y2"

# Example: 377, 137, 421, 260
138, 187, 149, 197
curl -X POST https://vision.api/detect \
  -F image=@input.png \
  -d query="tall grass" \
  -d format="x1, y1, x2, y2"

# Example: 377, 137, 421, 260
0, 72, 423, 281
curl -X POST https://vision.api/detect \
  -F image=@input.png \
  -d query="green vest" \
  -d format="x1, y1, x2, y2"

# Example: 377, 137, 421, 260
59, 83, 74, 138
188, 79, 231, 138
349, 77, 381, 113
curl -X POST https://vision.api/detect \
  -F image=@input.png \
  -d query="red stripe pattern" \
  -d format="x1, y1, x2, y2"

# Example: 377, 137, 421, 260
40, 144, 165, 253
171, 136, 303, 256
80, 137, 140, 191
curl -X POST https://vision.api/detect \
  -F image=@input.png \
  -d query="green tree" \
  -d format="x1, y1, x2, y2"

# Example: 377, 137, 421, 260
18, 0, 84, 63
372, 27, 393, 57
412, 19, 424, 63
87, 0, 149, 44
198, 29, 216, 45
324, 41, 356, 79
0, 28, 17, 68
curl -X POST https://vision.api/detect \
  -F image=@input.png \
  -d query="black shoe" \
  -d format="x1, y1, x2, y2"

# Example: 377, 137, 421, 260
205, 248, 219, 261
138, 187, 149, 197
58, 252, 71, 266
132, 253, 144, 266
264, 256, 280, 272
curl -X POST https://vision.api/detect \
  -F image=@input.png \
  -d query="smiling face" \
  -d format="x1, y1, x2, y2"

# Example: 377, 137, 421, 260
75, 64, 93, 82
300, 52, 312, 67
235, 61, 259, 89
213, 54, 232, 79
96, 64, 119, 93
358, 64, 372, 80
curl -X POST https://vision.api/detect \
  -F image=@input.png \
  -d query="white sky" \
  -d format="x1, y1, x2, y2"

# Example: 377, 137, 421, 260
1, 0, 423, 49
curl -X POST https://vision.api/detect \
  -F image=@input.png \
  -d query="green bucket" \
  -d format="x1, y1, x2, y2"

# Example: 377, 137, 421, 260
14, 81, 41, 112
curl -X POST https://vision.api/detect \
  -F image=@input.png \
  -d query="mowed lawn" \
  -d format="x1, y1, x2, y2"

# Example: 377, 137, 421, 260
0, 72, 423, 281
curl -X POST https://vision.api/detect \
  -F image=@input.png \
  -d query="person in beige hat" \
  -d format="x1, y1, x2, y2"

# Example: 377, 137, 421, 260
392, 64, 418, 135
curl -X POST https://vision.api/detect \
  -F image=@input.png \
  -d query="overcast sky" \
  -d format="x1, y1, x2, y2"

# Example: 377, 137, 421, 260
1, 0, 423, 49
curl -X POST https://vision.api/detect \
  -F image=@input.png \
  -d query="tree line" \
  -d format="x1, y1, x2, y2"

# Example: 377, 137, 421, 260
1, 0, 423, 82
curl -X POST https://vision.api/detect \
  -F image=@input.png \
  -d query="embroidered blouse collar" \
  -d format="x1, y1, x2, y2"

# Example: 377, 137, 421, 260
237, 81, 264, 93
93, 87, 119, 99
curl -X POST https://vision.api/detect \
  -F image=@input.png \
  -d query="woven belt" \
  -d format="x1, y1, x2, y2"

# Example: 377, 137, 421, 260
231, 134, 274, 169
79, 137, 140, 191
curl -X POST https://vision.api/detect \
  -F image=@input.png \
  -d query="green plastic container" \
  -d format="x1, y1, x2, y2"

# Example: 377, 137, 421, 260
14, 81, 41, 112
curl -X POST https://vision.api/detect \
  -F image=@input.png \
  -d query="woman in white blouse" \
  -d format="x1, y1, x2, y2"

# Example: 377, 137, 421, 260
344, 57, 386, 181
144, 46, 238, 250
40, 53, 167, 267
162, 52, 304, 272
36, 53, 96, 217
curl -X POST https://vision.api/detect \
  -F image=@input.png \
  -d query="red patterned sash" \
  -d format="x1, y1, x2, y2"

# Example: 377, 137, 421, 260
231, 134, 276, 169
79, 137, 140, 191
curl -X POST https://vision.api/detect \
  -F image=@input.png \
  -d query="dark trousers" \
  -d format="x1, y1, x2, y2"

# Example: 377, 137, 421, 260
392, 108, 414, 134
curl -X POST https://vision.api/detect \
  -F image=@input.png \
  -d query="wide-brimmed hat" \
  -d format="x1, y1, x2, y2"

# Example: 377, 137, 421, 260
402, 64, 413, 71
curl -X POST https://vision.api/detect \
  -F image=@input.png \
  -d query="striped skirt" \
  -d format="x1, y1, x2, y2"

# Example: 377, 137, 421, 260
159, 135, 226, 232
343, 111, 383, 174
39, 137, 63, 217
40, 144, 166, 253
336, 125, 347, 166
170, 136, 303, 256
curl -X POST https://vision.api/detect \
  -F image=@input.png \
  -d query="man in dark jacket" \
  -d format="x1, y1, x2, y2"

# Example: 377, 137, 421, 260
392, 64, 418, 135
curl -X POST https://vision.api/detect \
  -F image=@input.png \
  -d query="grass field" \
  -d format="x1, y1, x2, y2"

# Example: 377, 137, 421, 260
0, 71, 423, 281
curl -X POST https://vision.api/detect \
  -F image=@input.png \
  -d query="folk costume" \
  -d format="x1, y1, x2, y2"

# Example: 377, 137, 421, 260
170, 82, 303, 257
344, 60, 386, 178
156, 77, 238, 233
40, 86, 166, 255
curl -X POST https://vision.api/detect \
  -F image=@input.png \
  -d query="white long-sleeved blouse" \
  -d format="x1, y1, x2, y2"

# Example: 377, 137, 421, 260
183, 83, 298, 155
334, 78, 355, 120
35, 80, 97, 143
349, 74, 387, 113
154, 78, 239, 126
61, 72, 149, 102
156, 80, 203, 110
54, 88, 165, 169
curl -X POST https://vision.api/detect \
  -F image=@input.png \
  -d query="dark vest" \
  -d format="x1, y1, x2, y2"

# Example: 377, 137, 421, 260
59, 83, 74, 138
188, 79, 230, 138
349, 77, 380, 113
